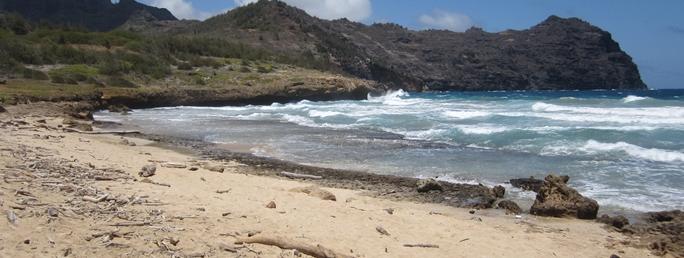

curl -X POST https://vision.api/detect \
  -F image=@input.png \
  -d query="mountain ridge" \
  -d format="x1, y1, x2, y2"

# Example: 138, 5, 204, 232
1, 0, 647, 91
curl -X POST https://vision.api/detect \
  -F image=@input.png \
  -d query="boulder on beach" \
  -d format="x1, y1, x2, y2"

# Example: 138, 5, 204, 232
497, 200, 522, 214
510, 177, 544, 192
416, 178, 443, 193
0, 105, 6, 113
529, 174, 599, 219
597, 214, 629, 229
139, 164, 157, 177
492, 185, 505, 198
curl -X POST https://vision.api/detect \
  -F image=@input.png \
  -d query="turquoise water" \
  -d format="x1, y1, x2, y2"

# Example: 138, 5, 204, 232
96, 89, 684, 212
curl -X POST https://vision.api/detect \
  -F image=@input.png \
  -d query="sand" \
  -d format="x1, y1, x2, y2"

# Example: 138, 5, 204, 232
0, 111, 657, 257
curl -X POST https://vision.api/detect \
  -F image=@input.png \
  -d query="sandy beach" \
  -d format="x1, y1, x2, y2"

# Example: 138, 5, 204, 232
0, 103, 662, 257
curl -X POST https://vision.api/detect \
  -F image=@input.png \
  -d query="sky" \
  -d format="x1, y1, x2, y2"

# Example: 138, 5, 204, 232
136, 0, 684, 89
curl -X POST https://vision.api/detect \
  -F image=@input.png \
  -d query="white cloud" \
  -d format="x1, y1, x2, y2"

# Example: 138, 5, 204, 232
234, 0, 372, 21
147, 0, 211, 20
419, 10, 473, 32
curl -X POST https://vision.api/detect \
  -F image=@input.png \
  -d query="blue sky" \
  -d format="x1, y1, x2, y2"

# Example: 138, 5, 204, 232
139, 0, 684, 89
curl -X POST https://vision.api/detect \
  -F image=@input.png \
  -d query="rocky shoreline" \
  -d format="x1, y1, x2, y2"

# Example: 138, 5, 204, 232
1, 101, 682, 257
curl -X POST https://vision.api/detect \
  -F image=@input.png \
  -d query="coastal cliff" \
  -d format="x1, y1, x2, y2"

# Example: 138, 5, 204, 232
1, 0, 647, 92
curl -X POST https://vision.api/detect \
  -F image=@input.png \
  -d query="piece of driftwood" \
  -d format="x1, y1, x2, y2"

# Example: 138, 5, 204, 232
280, 172, 323, 180
63, 128, 141, 135
83, 194, 108, 203
403, 244, 440, 248
216, 189, 232, 194
235, 236, 353, 258
140, 178, 171, 187
109, 221, 152, 227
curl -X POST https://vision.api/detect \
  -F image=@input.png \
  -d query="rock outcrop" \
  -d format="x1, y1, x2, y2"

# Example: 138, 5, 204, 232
622, 210, 684, 257
416, 178, 443, 193
510, 177, 544, 192
182, 0, 647, 91
529, 174, 599, 220
597, 214, 630, 229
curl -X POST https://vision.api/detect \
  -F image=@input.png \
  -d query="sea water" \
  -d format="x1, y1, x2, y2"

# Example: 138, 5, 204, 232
96, 89, 684, 213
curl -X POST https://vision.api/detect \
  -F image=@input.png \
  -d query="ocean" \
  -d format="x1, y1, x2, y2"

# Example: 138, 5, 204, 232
96, 89, 684, 213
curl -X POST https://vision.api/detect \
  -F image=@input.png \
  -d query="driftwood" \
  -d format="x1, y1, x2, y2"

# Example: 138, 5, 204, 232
403, 244, 440, 248
280, 171, 323, 180
140, 178, 171, 187
63, 128, 141, 135
109, 221, 152, 227
235, 236, 353, 258
216, 189, 232, 194
83, 194, 108, 203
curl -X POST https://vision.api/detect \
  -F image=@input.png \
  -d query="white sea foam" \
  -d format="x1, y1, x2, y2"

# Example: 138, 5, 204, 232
442, 110, 491, 119
581, 140, 684, 163
455, 125, 508, 135
308, 110, 343, 117
622, 95, 648, 103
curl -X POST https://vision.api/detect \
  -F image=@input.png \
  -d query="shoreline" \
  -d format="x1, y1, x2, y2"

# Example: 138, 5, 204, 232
0, 102, 680, 257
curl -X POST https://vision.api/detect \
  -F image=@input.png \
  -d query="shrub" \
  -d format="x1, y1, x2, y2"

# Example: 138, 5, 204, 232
21, 68, 49, 80
257, 65, 272, 73
106, 76, 138, 88
177, 62, 193, 70
48, 65, 98, 84
239, 66, 251, 73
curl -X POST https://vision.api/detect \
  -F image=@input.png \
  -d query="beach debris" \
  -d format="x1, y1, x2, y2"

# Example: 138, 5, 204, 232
610, 254, 621, 258
376, 226, 390, 236
139, 164, 157, 177
140, 178, 171, 187
280, 171, 323, 180
82, 194, 108, 203
162, 162, 187, 169
218, 243, 238, 253
216, 189, 232, 194
597, 214, 629, 229
202, 163, 225, 173
63, 248, 72, 257
492, 185, 505, 198
497, 200, 522, 215
46, 207, 59, 217
469, 210, 476, 214
384, 208, 395, 215
416, 178, 443, 193
119, 138, 136, 146
235, 235, 354, 258
530, 174, 599, 219
6, 210, 18, 225
189, 167, 199, 171
266, 201, 277, 209
403, 244, 439, 248
0, 105, 6, 113
290, 186, 336, 201
510, 177, 544, 192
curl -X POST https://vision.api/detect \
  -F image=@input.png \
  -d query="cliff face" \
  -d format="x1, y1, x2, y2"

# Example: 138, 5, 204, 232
1, 0, 646, 91
0, 0, 177, 31
187, 1, 647, 91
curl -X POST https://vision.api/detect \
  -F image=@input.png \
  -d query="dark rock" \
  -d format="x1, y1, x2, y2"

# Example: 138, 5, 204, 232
68, 123, 93, 132
529, 174, 599, 219
47, 207, 59, 217
108, 104, 131, 114
265, 201, 276, 209
610, 255, 620, 258
510, 177, 544, 192
188, 167, 199, 171
497, 200, 523, 215
0, 105, 6, 113
622, 210, 683, 257
492, 185, 505, 198
139, 164, 156, 177
172, 1, 646, 91
416, 178, 443, 193
202, 164, 225, 173
597, 214, 629, 229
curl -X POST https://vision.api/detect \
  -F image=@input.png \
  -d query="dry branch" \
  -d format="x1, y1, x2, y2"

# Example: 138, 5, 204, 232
236, 235, 353, 258
280, 171, 323, 180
